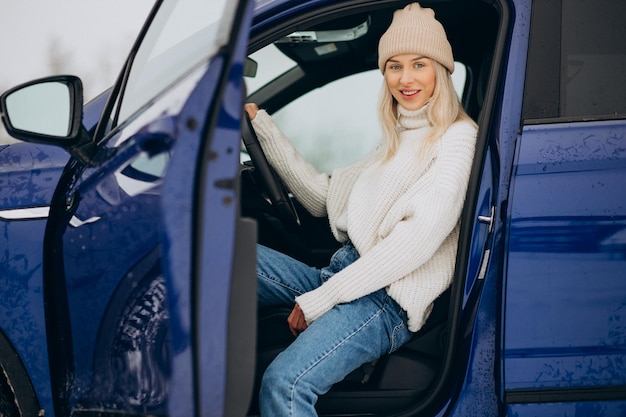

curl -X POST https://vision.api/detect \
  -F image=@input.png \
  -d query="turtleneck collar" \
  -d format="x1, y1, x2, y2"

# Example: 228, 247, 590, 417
397, 104, 430, 131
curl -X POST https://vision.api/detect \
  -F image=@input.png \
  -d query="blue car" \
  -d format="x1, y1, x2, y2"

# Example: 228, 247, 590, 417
1, 0, 625, 416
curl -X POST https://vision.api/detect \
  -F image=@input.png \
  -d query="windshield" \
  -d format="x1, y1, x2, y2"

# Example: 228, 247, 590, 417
118, 0, 235, 123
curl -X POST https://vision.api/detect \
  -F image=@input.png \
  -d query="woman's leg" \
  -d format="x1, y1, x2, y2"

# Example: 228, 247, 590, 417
256, 244, 322, 307
257, 242, 359, 307
259, 289, 413, 417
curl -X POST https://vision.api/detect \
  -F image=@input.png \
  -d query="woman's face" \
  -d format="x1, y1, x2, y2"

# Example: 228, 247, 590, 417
384, 54, 436, 111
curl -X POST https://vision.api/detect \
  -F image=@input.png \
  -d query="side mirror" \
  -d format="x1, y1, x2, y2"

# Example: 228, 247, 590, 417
0, 75, 85, 145
1, 75, 99, 165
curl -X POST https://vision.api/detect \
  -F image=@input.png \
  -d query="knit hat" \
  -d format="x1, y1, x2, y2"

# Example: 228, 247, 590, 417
378, 3, 454, 73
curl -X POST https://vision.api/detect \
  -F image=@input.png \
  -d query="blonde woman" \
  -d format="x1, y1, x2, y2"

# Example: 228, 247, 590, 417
245, 3, 477, 415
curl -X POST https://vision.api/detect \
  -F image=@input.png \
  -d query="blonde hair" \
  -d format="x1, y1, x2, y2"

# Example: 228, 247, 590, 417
377, 60, 476, 161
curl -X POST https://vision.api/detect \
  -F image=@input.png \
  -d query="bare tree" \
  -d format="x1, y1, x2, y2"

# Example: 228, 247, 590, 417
47, 37, 74, 75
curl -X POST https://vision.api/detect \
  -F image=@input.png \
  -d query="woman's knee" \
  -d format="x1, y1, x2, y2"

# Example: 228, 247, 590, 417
260, 355, 320, 416
261, 356, 292, 393
259, 359, 294, 412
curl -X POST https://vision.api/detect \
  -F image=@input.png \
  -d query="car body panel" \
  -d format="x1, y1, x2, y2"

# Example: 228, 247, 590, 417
500, 0, 626, 410
0, 89, 113, 414
504, 120, 626, 391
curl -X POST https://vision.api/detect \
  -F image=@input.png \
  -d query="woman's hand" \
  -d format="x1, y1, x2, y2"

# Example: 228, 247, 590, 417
244, 103, 259, 120
288, 303, 308, 336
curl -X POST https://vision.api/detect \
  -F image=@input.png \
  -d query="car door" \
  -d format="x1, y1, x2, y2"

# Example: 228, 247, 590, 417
503, 0, 626, 414
0, 0, 256, 416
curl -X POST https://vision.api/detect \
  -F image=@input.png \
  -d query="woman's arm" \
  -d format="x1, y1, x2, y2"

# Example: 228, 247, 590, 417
296, 122, 478, 323
247, 106, 331, 217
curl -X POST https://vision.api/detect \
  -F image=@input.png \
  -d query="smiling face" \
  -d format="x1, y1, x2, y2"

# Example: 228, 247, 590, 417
384, 54, 436, 111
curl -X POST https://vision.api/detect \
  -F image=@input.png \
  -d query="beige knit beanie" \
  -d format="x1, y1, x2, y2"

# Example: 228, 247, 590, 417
378, 3, 454, 73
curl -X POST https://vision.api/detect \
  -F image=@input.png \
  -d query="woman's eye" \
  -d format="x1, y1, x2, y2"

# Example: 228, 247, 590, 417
414, 62, 425, 69
389, 64, 401, 71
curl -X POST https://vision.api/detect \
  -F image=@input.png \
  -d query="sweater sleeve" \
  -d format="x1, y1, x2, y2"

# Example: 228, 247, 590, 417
250, 110, 330, 217
296, 121, 477, 323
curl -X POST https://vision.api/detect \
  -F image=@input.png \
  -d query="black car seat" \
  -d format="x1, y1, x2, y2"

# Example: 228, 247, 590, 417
249, 288, 450, 415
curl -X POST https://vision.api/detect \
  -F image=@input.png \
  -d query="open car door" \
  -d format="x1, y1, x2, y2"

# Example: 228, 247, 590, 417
0, 0, 257, 416
155, 1, 258, 416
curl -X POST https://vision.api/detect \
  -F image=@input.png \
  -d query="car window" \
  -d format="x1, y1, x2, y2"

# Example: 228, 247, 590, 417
245, 44, 298, 95
523, 0, 626, 121
271, 70, 382, 174
246, 43, 467, 174
118, 0, 236, 124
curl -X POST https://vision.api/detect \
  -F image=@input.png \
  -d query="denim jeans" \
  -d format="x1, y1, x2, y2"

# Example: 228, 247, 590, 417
256, 243, 413, 417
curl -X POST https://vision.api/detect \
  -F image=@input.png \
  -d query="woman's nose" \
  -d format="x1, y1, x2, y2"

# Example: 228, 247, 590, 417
400, 68, 412, 84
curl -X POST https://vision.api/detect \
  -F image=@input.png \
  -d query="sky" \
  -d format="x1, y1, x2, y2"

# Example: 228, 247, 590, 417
0, 0, 154, 143
0, 0, 155, 100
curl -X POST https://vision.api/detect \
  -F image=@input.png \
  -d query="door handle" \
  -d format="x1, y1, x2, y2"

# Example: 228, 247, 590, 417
477, 205, 495, 280
477, 206, 495, 233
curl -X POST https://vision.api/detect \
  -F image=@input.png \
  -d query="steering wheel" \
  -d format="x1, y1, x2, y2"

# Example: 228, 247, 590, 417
241, 112, 300, 230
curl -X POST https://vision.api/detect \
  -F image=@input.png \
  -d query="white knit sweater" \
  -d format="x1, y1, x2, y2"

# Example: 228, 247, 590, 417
251, 105, 477, 331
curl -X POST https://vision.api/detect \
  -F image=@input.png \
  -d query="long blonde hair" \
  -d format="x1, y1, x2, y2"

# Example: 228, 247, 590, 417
377, 60, 476, 161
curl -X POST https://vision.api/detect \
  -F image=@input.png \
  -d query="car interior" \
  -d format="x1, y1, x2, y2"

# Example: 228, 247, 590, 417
240, 0, 500, 414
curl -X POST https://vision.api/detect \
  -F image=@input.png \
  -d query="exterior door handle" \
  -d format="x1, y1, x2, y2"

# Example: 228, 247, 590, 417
477, 205, 495, 280
477, 206, 495, 233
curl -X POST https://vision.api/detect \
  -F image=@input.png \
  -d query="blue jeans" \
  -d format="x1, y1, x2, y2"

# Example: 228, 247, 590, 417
257, 243, 413, 417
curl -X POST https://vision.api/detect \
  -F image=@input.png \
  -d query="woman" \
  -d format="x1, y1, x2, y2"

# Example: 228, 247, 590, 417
245, 3, 478, 416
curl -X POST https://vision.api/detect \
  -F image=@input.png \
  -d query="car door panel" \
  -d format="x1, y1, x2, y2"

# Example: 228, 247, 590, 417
159, 2, 257, 416
504, 120, 626, 403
